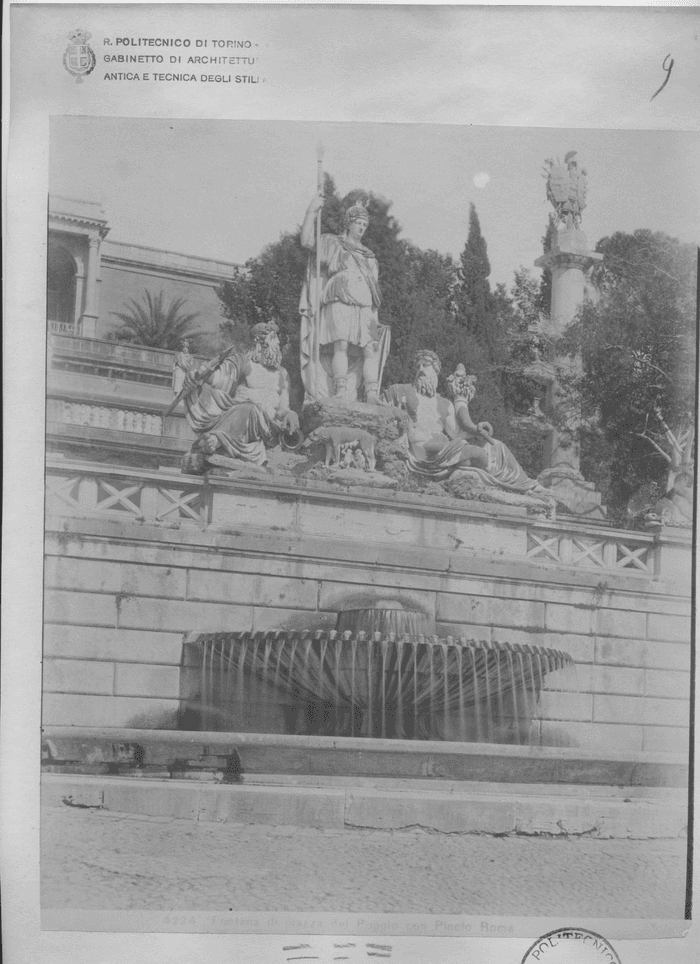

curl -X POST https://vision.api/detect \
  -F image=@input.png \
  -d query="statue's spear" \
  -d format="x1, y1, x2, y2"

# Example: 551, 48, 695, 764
163, 343, 237, 417
314, 141, 325, 399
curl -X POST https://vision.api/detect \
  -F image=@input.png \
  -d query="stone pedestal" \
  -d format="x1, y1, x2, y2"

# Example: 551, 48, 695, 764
299, 398, 405, 488
300, 398, 404, 441
535, 228, 605, 519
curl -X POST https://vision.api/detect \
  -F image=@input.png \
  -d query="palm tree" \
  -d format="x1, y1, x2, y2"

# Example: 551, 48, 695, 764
109, 290, 202, 350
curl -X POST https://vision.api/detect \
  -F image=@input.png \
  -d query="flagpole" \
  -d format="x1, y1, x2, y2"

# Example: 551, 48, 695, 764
314, 142, 325, 400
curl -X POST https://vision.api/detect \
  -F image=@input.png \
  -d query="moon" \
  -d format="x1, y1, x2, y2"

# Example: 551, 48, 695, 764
473, 172, 490, 189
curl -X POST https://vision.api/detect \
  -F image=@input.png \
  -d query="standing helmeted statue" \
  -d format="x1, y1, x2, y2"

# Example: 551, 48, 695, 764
299, 190, 391, 404
543, 151, 588, 228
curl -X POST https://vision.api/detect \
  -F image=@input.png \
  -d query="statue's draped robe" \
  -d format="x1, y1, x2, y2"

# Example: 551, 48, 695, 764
300, 233, 390, 400
384, 385, 540, 492
181, 353, 288, 465
452, 437, 540, 491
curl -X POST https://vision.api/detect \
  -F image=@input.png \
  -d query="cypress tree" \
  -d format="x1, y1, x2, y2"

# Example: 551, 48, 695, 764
456, 204, 494, 346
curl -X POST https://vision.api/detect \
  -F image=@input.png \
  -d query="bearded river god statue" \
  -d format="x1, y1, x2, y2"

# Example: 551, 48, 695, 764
383, 351, 555, 514
299, 190, 391, 405
173, 321, 302, 472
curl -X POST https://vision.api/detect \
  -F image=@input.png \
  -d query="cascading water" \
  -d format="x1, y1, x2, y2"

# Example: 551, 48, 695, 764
180, 607, 573, 744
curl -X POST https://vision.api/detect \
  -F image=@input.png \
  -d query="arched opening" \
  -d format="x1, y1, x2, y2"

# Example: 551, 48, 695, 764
47, 243, 77, 333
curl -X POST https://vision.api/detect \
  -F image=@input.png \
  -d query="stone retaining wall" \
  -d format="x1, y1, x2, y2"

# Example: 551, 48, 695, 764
43, 460, 692, 756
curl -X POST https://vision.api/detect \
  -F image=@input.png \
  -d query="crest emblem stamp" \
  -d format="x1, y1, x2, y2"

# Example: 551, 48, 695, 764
63, 29, 96, 83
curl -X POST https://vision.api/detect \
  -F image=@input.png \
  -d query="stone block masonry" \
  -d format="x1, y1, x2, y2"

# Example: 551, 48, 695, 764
42, 461, 692, 755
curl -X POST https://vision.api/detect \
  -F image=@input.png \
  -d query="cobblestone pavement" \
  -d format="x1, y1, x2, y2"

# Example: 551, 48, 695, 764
41, 806, 688, 918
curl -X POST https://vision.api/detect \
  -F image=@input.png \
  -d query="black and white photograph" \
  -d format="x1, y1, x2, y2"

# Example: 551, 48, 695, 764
3, 5, 699, 964
39, 115, 696, 923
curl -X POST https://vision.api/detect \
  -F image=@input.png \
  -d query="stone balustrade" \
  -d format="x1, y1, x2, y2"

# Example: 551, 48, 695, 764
45, 459, 669, 581
49, 320, 77, 336
526, 526, 654, 576
46, 462, 208, 526
50, 400, 163, 435
50, 400, 164, 436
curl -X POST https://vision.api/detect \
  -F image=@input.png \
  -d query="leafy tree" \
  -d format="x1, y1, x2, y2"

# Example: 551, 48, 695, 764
492, 268, 553, 476
381, 245, 457, 386
557, 230, 696, 522
108, 290, 202, 350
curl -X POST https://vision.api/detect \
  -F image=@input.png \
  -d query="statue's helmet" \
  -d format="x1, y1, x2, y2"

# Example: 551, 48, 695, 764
413, 349, 441, 374
343, 190, 370, 228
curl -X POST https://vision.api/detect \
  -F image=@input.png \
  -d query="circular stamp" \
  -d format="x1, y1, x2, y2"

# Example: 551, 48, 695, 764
521, 928, 621, 964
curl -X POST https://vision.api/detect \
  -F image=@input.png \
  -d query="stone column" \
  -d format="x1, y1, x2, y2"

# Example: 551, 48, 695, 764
535, 227, 605, 518
80, 235, 101, 338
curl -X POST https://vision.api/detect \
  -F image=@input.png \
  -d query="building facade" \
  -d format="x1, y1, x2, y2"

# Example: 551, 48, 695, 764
48, 195, 238, 341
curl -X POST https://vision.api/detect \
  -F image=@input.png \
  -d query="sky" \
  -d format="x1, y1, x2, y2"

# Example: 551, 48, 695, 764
50, 117, 699, 287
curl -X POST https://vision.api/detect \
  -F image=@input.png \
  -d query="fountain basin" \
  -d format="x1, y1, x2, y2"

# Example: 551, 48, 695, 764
41, 728, 688, 788
180, 625, 573, 744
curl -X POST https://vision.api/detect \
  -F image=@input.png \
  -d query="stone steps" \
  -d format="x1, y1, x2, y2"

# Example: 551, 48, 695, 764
240, 772, 684, 799
41, 772, 688, 840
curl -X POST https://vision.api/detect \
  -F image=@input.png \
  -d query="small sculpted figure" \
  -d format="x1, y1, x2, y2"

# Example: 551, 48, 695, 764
354, 448, 367, 471
383, 353, 546, 497
172, 338, 194, 393
646, 471, 694, 529
299, 190, 391, 404
176, 321, 300, 468
340, 447, 355, 469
